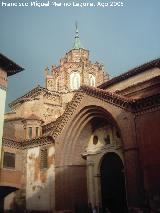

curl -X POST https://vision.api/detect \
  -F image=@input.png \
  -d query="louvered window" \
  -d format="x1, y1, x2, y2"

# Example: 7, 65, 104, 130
40, 149, 48, 169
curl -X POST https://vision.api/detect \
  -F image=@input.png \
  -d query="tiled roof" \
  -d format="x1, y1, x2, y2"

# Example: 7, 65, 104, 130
115, 75, 160, 96
3, 86, 160, 148
9, 85, 60, 108
43, 85, 160, 138
42, 86, 134, 136
0, 53, 24, 76
99, 58, 160, 89
2, 137, 22, 149
26, 114, 43, 121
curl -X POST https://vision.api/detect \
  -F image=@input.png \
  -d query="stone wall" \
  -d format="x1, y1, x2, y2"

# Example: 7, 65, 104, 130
26, 145, 55, 212
136, 108, 160, 203
0, 68, 7, 161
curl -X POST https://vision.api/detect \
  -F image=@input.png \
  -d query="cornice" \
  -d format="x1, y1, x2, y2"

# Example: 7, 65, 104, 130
2, 138, 22, 149
22, 135, 54, 149
133, 93, 160, 115
80, 85, 134, 110
80, 86, 160, 114
99, 58, 160, 89
42, 86, 134, 137
116, 75, 160, 96
0, 53, 24, 76
2, 136, 54, 150
9, 85, 60, 108
43, 86, 160, 140
3, 87, 160, 148
4, 117, 24, 122
42, 91, 85, 136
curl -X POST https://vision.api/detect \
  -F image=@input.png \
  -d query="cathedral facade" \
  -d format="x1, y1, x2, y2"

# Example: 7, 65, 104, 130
1, 27, 160, 213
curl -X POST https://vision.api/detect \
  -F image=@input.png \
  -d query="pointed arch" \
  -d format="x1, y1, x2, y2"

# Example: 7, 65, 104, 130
54, 93, 142, 211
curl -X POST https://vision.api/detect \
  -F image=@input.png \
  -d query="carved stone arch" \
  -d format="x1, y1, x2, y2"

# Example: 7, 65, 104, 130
56, 101, 126, 165
55, 94, 142, 212
60, 105, 123, 166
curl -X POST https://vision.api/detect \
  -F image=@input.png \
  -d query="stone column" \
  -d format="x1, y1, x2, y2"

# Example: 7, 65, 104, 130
87, 159, 95, 206
94, 172, 101, 207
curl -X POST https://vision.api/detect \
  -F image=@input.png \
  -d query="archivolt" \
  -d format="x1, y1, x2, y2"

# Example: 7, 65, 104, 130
59, 105, 122, 165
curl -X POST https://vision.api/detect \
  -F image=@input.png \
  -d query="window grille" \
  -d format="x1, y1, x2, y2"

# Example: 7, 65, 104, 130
40, 149, 48, 169
3, 152, 15, 169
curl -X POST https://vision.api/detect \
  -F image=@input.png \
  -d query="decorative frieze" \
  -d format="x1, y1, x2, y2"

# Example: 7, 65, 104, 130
42, 92, 85, 134
2, 136, 54, 150
42, 85, 160, 141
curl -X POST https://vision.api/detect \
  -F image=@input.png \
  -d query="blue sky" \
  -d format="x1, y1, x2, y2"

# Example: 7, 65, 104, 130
0, 0, 160, 111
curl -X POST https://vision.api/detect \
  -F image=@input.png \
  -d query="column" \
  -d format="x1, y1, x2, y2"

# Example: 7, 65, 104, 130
87, 159, 95, 206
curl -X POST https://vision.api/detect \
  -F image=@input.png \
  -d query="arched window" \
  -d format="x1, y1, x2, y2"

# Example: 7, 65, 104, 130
89, 74, 96, 87
36, 127, 39, 137
28, 127, 32, 139
70, 71, 80, 90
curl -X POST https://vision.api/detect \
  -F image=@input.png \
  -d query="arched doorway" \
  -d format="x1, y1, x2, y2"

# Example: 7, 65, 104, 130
100, 153, 128, 213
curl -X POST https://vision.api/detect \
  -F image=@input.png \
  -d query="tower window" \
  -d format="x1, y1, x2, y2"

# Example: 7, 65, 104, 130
89, 74, 96, 87
70, 71, 80, 90
40, 148, 48, 169
36, 127, 39, 137
28, 127, 32, 139
3, 152, 15, 169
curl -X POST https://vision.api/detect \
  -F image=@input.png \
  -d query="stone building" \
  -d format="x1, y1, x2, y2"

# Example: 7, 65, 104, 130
1, 26, 160, 213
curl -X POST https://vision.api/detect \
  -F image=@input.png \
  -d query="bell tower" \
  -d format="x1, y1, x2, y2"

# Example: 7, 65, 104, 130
45, 23, 108, 92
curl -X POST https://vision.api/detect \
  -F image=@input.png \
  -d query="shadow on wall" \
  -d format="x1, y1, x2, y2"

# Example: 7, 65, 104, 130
54, 161, 89, 213
4, 189, 26, 213
4, 175, 54, 213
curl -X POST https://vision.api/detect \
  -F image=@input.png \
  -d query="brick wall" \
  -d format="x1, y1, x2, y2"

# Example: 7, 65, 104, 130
136, 109, 160, 194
